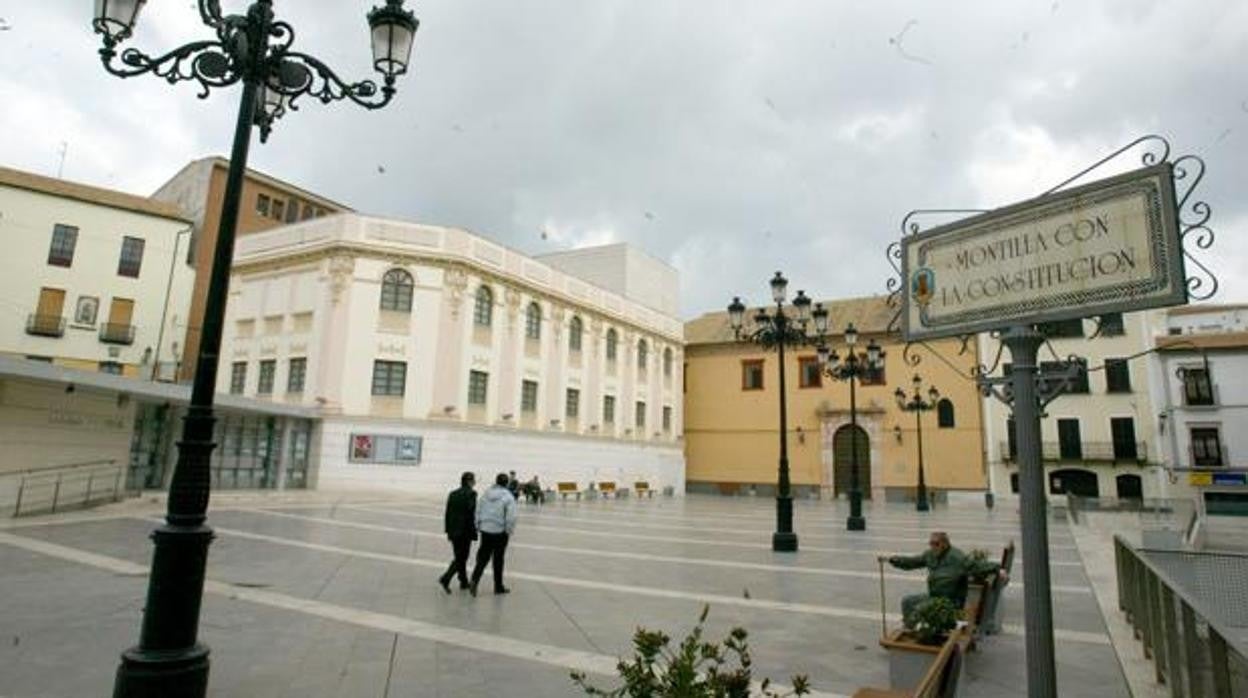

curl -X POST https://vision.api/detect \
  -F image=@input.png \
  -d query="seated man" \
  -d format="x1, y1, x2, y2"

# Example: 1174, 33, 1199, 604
884, 531, 1006, 625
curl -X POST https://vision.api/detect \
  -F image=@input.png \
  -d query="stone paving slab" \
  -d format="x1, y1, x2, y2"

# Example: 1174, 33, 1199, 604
0, 493, 1127, 697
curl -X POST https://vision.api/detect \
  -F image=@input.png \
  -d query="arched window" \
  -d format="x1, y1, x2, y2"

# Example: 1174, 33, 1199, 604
379, 269, 413, 312
525, 302, 542, 339
569, 316, 583, 351
663, 347, 673, 377
637, 339, 648, 370
606, 328, 618, 361
937, 398, 955, 428
474, 286, 493, 327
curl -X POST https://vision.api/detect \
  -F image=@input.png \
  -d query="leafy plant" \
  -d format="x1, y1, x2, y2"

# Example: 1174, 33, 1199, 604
968, 548, 990, 563
570, 605, 811, 697
905, 597, 960, 646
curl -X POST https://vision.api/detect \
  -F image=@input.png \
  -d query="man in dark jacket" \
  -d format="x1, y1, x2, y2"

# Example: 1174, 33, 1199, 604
884, 531, 1006, 624
439, 472, 477, 594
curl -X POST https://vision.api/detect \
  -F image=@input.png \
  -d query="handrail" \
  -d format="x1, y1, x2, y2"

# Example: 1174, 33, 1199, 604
1, 458, 118, 478
12, 460, 132, 517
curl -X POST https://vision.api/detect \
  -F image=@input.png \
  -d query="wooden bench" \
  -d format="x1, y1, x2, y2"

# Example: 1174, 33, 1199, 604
961, 541, 1015, 648
556, 482, 581, 500
634, 481, 654, 499
598, 481, 617, 498
857, 626, 968, 697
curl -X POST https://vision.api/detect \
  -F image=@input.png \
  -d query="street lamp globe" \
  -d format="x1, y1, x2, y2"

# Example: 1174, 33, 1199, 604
727, 296, 746, 332
369, 0, 420, 78
792, 290, 812, 322
894, 386, 907, 408
844, 322, 858, 347
93, 0, 146, 42
866, 338, 882, 367
928, 385, 940, 402
817, 342, 831, 368
770, 271, 788, 304
812, 303, 829, 336
912, 373, 923, 390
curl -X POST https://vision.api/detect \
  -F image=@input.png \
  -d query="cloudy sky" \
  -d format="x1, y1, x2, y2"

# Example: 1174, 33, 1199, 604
1, 1, 1245, 318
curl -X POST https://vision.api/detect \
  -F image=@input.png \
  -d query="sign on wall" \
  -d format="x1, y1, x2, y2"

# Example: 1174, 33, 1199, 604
349, 433, 422, 465
902, 163, 1186, 341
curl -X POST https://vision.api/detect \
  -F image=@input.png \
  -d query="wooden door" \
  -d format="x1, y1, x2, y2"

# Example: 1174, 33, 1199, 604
37, 287, 66, 317
833, 424, 871, 499
108, 297, 134, 326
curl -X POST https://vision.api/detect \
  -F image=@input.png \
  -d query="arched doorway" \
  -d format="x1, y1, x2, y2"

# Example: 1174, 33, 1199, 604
1048, 468, 1099, 497
1116, 474, 1143, 500
833, 424, 871, 499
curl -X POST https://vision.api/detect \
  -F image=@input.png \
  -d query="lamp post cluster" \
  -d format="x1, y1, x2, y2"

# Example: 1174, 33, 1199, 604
728, 273, 887, 541
816, 323, 885, 531
894, 374, 940, 512
93, 2, 418, 696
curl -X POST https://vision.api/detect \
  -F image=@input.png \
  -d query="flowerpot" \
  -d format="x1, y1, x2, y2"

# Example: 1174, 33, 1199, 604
879, 629, 944, 689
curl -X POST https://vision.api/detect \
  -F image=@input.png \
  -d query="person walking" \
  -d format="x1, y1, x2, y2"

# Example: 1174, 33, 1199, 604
470, 472, 517, 596
439, 471, 477, 594
882, 531, 1006, 624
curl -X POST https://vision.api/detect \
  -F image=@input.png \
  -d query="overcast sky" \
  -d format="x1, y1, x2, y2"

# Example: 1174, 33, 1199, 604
2, 1, 1245, 318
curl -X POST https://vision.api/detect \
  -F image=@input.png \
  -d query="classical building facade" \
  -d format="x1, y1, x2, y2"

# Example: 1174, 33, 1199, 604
216, 214, 685, 494
683, 296, 987, 500
980, 311, 1168, 501
0, 165, 195, 379
151, 156, 350, 380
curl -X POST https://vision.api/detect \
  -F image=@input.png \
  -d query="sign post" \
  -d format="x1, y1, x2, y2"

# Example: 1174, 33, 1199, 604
897, 159, 1190, 698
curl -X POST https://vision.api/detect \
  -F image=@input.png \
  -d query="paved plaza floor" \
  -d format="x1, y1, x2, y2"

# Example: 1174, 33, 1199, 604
0, 492, 1129, 697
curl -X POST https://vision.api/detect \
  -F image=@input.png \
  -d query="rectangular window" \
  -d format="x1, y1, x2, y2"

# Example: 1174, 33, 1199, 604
287, 357, 306, 393
301, 203, 315, 221
1058, 419, 1082, 460
1183, 367, 1214, 406
230, 362, 247, 394
799, 357, 822, 388
1038, 318, 1084, 338
98, 361, 124, 375
1191, 427, 1224, 467
1111, 417, 1138, 461
285, 198, 300, 223
521, 380, 538, 412
117, 236, 145, 277
663, 406, 672, 432
257, 359, 276, 394
256, 193, 271, 216
635, 401, 646, 429
1105, 359, 1131, 393
1041, 360, 1088, 394
468, 370, 489, 405
604, 395, 616, 424
742, 359, 764, 391
371, 360, 407, 396
1100, 313, 1125, 336
47, 224, 78, 267
566, 388, 580, 419
272, 198, 285, 221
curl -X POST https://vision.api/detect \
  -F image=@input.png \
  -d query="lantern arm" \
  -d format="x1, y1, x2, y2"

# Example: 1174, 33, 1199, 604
199, 0, 226, 29
99, 39, 242, 99
276, 49, 395, 112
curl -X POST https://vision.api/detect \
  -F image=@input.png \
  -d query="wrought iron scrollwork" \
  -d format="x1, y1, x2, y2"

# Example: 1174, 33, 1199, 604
1172, 154, 1218, 300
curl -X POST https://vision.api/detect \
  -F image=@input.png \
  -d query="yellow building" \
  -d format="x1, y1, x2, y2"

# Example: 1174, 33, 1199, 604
683, 296, 987, 501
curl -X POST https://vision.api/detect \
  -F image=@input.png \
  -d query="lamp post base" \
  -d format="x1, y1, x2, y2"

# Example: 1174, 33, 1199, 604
113, 643, 209, 698
916, 491, 930, 512
846, 515, 866, 531
847, 489, 866, 531
772, 530, 799, 552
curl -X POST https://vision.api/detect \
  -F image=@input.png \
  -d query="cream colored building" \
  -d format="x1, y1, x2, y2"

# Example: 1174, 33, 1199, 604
217, 214, 685, 494
684, 296, 987, 500
0, 166, 195, 379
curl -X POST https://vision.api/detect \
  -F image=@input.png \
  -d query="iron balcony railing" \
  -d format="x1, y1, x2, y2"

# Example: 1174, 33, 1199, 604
1114, 536, 1248, 696
98, 322, 136, 345
25, 313, 66, 337
1187, 444, 1231, 469
1000, 440, 1148, 464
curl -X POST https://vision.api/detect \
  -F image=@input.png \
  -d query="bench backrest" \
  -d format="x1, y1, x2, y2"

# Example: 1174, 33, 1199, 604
557, 482, 578, 492
1000, 541, 1016, 580
915, 630, 966, 698
599, 481, 617, 492
634, 481, 650, 491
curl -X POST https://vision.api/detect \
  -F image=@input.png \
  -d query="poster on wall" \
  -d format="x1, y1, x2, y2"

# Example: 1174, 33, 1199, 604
351, 434, 374, 461
348, 433, 422, 465
397, 437, 421, 462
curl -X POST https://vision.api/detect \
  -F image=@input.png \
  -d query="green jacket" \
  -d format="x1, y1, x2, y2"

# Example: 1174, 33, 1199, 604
890, 546, 1000, 605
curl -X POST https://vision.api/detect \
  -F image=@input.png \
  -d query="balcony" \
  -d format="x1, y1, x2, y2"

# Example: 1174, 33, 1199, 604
26, 314, 66, 338
98, 323, 136, 345
1000, 440, 1147, 465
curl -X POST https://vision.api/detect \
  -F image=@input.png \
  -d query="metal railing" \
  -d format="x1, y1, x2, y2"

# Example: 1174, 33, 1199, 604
25, 313, 66, 337
1000, 440, 1148, 464
10, 459, 134, 517
98, 322, 136, 345
1115, 535, 1248, 696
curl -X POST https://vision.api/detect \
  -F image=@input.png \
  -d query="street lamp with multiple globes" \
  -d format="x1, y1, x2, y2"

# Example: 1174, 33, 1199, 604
92, 2, 418, 695
894, 374, 940, 512
727, 272, 817, 552
816, 322, 885, 531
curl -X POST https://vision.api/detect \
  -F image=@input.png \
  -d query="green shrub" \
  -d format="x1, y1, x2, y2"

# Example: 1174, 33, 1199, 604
906, 597, 960, 645
570, 605, 811, 697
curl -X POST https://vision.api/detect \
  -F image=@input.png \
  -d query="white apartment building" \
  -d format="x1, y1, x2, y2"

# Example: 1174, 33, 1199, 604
217, 214, 685, 494
980, 311, 1168, 501
0, 166, 195, 379
1153, 305, 1248, 516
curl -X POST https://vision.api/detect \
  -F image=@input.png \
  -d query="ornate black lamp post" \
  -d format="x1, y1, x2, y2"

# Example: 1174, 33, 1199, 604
93, 2, 418, 695
817, 323, 884, 531
894, 374, 939, 512
727, 272, 817, 552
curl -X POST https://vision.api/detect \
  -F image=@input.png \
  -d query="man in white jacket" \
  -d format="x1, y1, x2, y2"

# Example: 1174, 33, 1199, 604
470, 472, 517, 596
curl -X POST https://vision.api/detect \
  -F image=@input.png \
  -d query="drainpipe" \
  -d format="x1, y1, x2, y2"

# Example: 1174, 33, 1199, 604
151, 226, 193, 381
